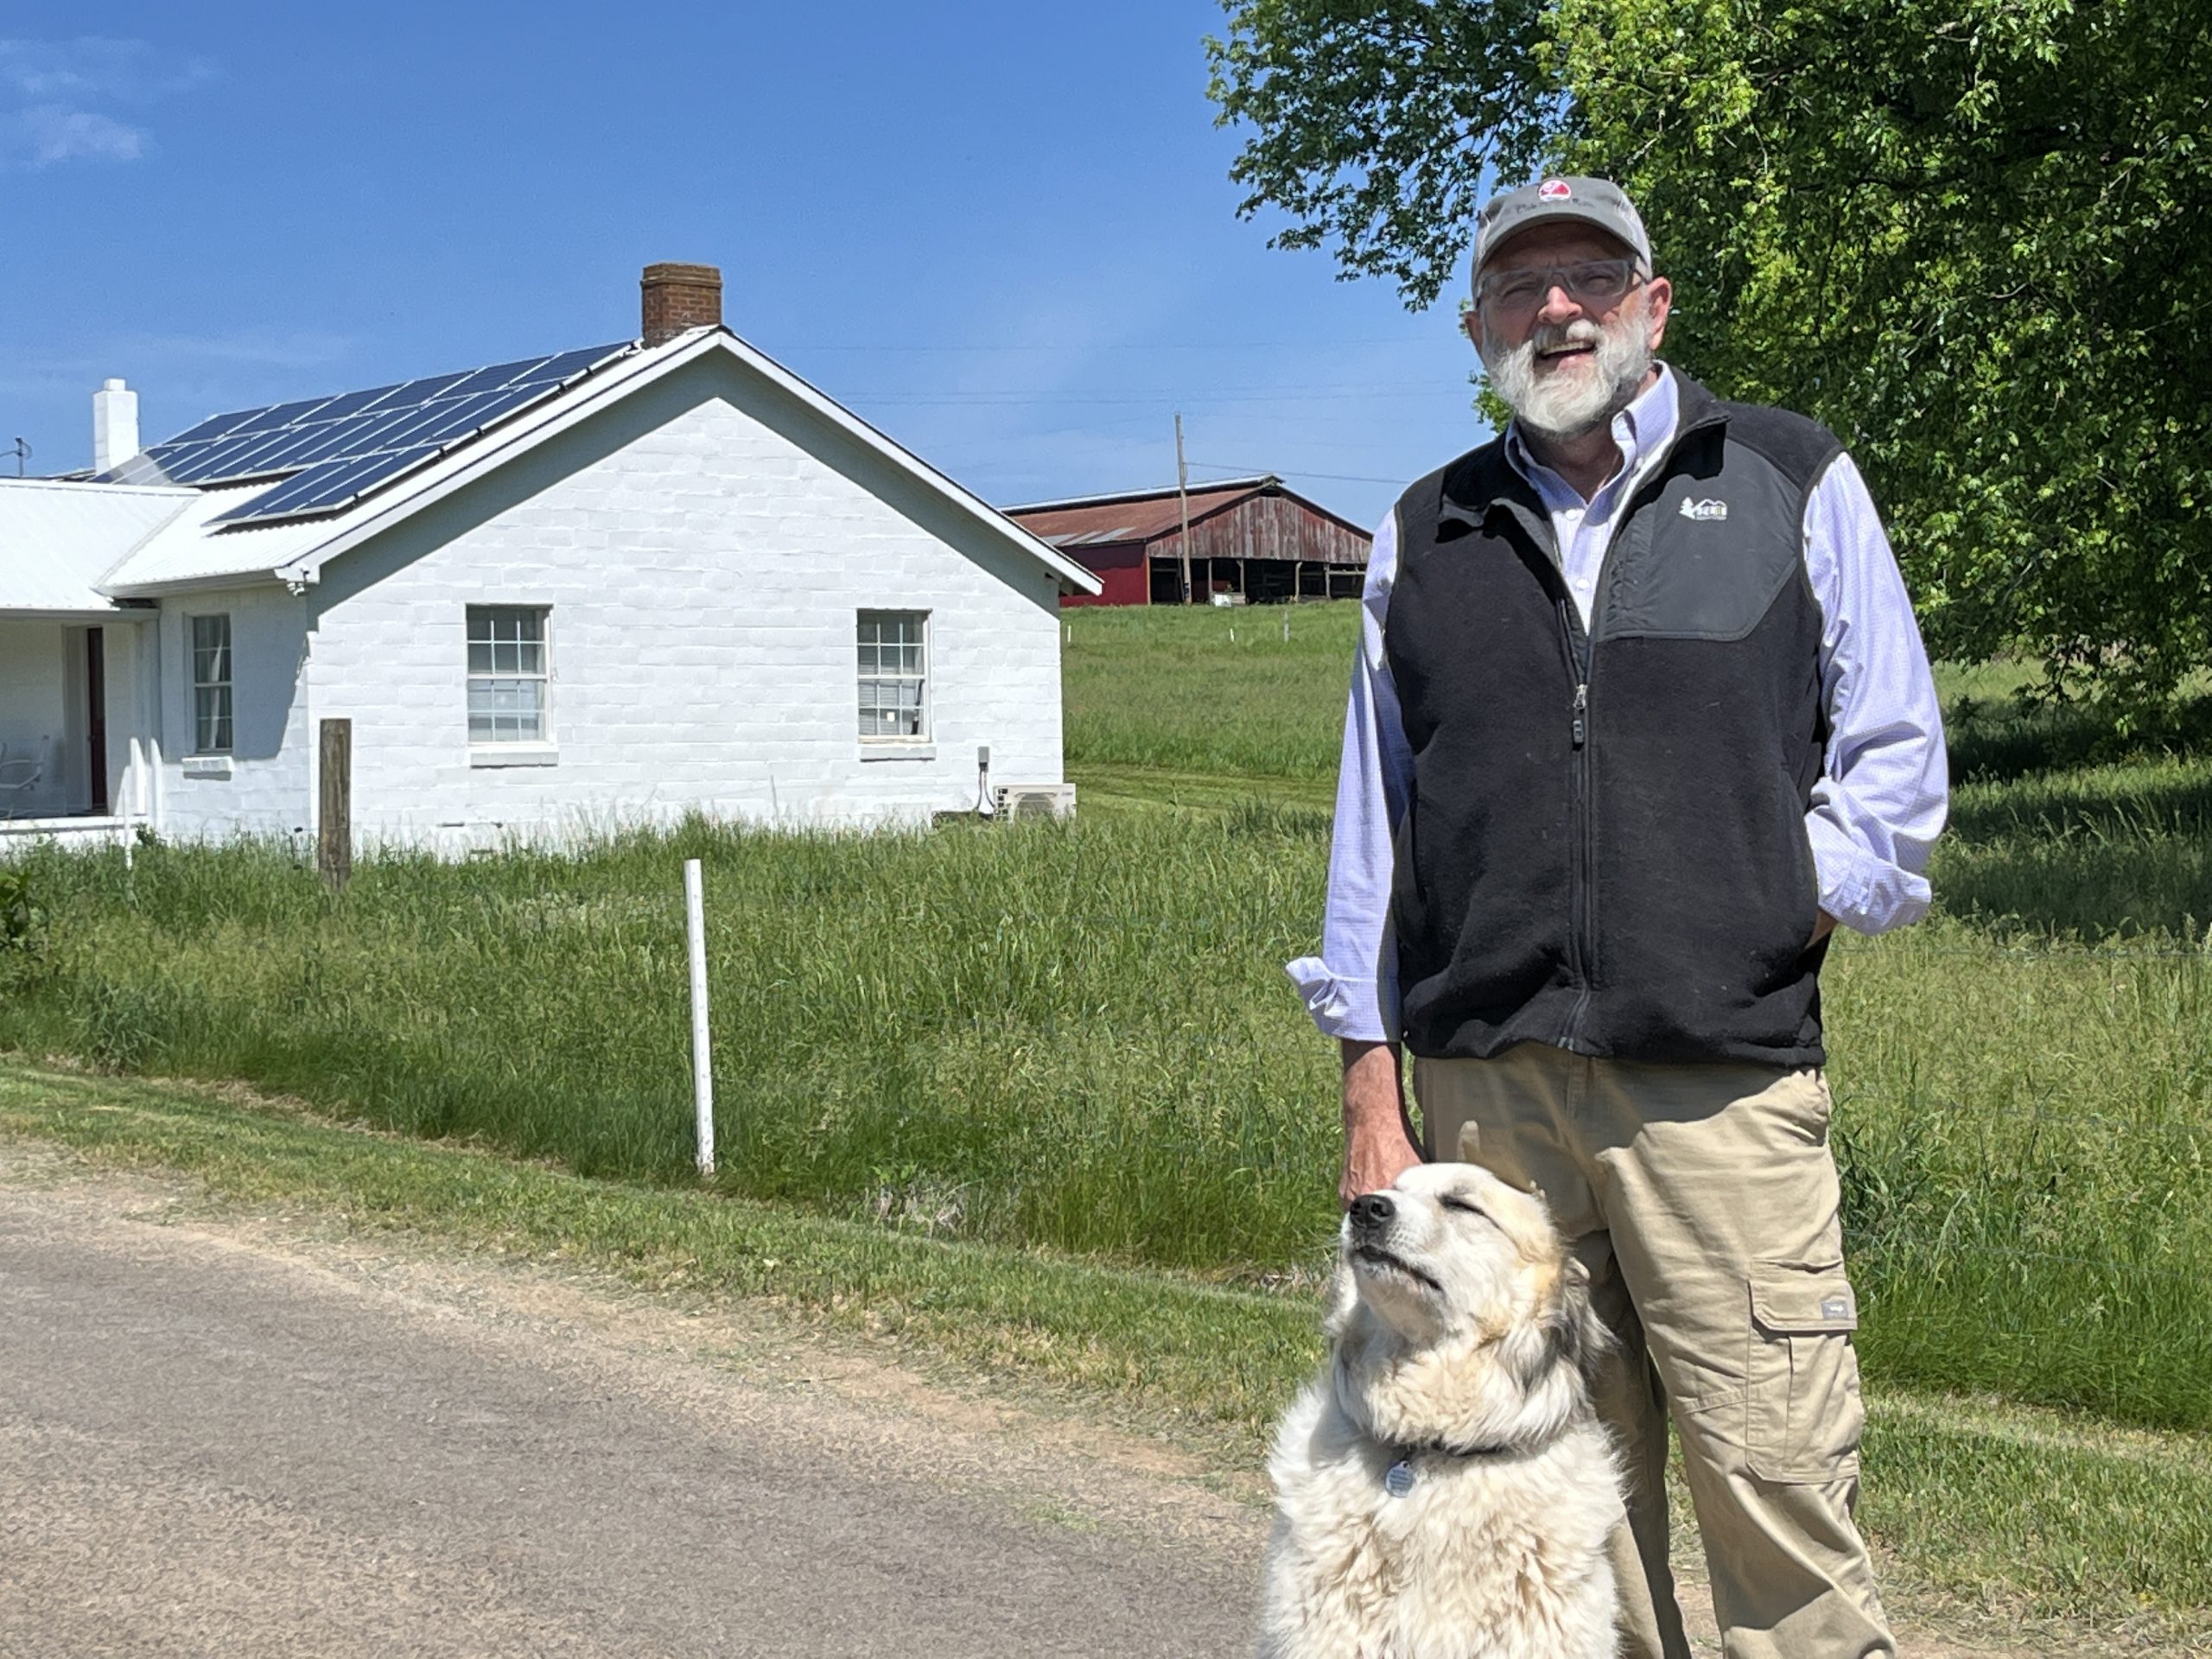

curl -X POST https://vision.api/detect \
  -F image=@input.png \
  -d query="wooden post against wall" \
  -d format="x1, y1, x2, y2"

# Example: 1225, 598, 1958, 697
318, 718, 352, 891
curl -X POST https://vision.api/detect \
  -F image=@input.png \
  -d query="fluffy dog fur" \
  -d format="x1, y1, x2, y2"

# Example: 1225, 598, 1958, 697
1260, 1163, 1624, 1659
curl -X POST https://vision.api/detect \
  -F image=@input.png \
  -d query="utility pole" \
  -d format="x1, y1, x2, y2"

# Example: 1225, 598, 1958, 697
1174, 411, 1194, 605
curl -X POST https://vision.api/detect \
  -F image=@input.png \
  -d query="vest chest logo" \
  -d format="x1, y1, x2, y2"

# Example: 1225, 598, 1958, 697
1678, 496, 1729, 522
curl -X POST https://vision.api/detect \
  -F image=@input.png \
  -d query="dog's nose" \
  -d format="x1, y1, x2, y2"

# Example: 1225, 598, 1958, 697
1349, 1192, 1395, 1231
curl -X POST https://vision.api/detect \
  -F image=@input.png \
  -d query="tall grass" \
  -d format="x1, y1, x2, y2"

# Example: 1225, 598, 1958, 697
3, 607, 2208, 1430
0, 817, 1346, 1273
1828, 924, 2212, 1425
1062, 602, 1358, 777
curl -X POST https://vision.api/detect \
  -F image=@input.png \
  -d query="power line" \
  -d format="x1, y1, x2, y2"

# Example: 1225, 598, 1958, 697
848, 386, 1466, 407
1190, 459, 1413, 486
772, 338, 1445, 353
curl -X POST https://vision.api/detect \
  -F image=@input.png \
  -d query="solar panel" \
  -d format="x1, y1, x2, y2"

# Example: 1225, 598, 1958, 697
296, 383, 404, 426
527, 344, 629, 385
232, 446, 442, 522
228, 395, 343, 437
102, 341, 633, 526
442, 356, 551, 399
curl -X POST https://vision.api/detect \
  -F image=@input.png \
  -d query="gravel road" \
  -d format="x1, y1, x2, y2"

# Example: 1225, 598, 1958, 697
0, 1157, 1267, 1657
0, 1141, 2114, 1659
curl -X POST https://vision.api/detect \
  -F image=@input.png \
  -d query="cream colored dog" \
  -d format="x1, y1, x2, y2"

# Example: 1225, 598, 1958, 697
1260, 1162, 1623, 1659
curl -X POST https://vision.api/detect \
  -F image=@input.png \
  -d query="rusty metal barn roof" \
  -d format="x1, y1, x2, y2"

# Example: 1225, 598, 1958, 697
1002, 475, 1370, 549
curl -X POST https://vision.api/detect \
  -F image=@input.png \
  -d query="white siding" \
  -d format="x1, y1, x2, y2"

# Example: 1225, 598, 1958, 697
296, 353, 1065, 849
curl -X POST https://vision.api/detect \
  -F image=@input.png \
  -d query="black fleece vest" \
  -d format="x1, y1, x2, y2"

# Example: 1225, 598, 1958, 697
1384, 375, 1840, 1067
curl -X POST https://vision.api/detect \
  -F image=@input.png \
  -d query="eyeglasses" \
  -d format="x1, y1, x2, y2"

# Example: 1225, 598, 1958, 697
1475, 257, 1644, 315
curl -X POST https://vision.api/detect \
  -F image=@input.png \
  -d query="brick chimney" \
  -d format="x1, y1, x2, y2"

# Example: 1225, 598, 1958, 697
640, 263, 722, 346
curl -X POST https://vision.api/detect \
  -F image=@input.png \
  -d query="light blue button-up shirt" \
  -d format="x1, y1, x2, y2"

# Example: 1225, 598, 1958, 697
1286, 365, 1950, 1043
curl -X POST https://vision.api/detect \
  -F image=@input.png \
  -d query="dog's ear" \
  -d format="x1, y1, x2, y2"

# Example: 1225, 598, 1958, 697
1540, 1256, 1612, 1384
1522, 1256, 1610, 1389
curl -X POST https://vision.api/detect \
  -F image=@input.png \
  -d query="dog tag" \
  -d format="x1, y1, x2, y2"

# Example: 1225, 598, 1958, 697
1384, 1459, 1417, 1498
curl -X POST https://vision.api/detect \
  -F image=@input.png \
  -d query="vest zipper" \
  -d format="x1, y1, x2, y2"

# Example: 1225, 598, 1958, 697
1557, 598, 1596, 1049
1571, 674, 1596, 1043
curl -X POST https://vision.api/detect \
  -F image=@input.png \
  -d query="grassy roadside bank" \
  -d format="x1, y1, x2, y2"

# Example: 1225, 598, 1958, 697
4, 813, 2208, 1432
3, 1056, 2207, 1642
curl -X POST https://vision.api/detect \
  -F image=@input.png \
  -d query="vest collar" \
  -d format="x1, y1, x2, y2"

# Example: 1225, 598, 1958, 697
1440, 367, 1731, 538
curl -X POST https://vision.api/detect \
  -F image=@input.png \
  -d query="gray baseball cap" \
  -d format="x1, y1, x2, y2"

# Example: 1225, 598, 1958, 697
1471, 176, 1652, 289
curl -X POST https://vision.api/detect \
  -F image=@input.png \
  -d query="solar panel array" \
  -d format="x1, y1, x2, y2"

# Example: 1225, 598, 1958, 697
106, 342, 632, 527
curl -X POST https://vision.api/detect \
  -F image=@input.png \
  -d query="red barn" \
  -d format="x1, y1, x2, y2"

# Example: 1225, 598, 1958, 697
1003, 475, 1370, 607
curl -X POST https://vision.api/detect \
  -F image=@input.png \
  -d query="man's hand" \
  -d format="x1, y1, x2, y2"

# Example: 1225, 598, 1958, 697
1809, 908, 1838, 948
1339, 1039, 1421, 1209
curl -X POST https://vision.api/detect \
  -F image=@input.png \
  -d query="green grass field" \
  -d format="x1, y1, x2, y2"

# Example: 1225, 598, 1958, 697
3, 601, 2208, 1442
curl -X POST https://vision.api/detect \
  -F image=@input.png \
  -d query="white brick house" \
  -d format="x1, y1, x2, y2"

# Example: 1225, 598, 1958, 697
0, 264, 1098, 850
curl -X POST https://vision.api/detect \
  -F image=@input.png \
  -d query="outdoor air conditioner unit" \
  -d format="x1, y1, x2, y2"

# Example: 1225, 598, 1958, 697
992, 783, 1077, 822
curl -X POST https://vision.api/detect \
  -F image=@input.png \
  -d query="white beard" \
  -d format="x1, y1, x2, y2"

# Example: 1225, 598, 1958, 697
1480, 304, 1655, 442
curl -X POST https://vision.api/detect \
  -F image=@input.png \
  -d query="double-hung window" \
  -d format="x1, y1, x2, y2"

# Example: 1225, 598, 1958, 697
467, 606, 550, 745
190, 613, 232, 754
857, 611, 927, 741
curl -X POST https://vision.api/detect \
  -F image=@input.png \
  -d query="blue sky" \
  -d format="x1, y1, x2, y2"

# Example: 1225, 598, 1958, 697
1, 3, 1487, 528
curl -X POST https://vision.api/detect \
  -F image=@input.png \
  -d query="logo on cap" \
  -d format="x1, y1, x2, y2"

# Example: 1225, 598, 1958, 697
1538, 179, 1573, 200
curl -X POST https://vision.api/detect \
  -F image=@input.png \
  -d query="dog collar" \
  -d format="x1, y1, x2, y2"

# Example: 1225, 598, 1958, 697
1384, 1440, 1514, 1497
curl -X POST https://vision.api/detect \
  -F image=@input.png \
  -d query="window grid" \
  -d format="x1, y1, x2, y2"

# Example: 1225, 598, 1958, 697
191, 613, 232, 754
467, 606, 549, 745
857, 611, 927, 740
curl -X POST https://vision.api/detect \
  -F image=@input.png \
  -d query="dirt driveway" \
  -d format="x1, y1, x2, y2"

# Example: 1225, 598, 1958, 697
1, 1154, 1265, 1656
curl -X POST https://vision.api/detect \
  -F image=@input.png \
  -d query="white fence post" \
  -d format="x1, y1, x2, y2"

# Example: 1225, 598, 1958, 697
684, 857, 715, 1177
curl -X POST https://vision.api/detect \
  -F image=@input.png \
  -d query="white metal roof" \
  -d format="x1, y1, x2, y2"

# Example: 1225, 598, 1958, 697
87, 326, 1100, 601
0, 477, 192, 613
95, 482, 332, 594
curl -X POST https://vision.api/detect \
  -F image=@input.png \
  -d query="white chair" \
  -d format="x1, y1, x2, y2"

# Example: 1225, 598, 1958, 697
0, 750, 44, 819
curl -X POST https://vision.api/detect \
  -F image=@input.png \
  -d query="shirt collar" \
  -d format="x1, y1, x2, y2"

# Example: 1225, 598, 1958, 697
1503, 362, 1680, 503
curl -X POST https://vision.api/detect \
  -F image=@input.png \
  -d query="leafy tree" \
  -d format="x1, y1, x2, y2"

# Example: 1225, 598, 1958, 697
1207, 0, 2212, 706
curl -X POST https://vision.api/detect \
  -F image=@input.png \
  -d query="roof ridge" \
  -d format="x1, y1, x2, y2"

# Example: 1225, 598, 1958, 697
0, 475, 195, 497
1001, 476, 1277, 514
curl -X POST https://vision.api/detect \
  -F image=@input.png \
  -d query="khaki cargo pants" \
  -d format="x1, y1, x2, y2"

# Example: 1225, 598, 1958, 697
1414, 1044, 1893, 1659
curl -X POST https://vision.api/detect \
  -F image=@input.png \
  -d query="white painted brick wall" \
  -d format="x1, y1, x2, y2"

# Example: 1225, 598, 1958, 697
272, 353, 1071, 850
152, 584, 314, 845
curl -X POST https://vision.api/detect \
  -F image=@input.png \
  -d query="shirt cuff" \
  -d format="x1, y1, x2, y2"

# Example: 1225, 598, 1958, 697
1806, 811, 1932, 935
1285, 957, 1396, 1043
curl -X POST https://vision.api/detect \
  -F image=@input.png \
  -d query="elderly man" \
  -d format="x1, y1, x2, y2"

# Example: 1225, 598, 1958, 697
1288, 176, 1948, 1658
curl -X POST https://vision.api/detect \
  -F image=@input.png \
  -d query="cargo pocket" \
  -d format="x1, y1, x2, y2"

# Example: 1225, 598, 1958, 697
1745, 1262, 1864, 1483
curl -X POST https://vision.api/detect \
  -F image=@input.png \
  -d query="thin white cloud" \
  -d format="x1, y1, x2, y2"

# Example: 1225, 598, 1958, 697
0, 36, 214, 168
0, 37, 214, 100
12, 105, 144, 164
